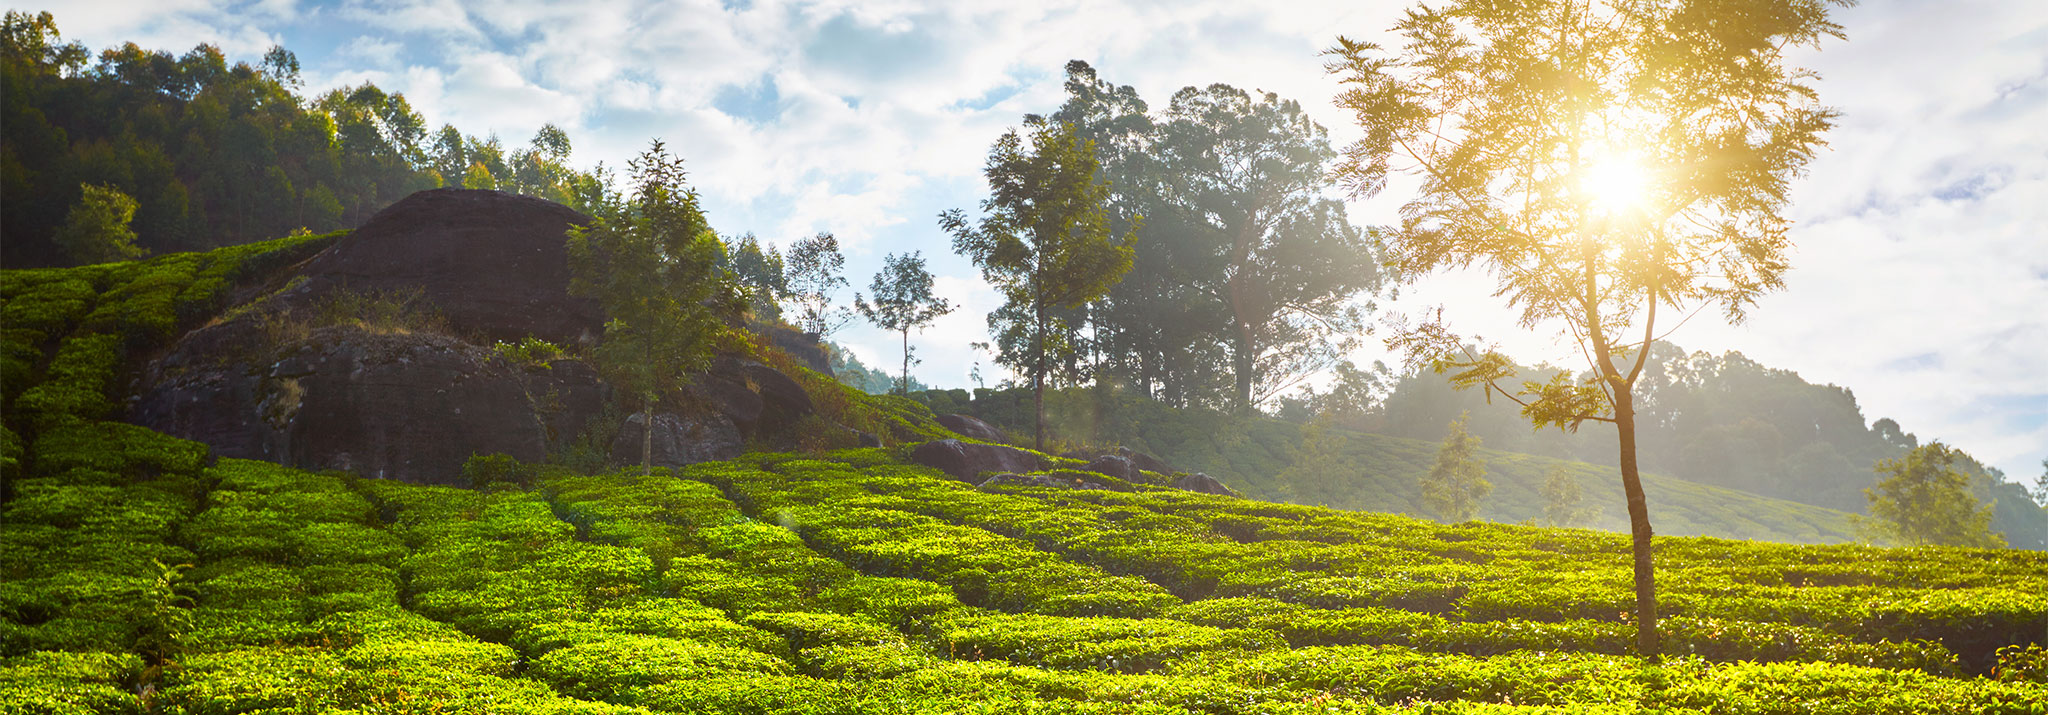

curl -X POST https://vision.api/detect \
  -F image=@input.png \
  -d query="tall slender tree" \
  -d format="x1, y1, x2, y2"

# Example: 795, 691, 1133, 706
856, 251, 954, 394
565, 140, 740, 475
1327, 0, 1850, 657
943, 118, 1133, 450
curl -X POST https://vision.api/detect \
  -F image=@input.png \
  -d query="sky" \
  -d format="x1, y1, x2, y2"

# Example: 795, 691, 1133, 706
31, 0, 2048, 482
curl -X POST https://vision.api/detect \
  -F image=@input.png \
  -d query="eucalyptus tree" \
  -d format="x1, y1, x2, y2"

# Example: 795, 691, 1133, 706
943, 118, 1133, 450
1154, 84, 1379, 412
1327, 0, 1850, 657
856, 251, 953, 394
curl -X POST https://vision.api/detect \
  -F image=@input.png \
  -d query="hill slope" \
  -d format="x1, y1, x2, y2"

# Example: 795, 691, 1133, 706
917, 388, 1861, 544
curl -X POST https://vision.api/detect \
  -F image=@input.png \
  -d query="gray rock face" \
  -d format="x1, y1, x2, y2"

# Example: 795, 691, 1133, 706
909, 439, 1045, 482
135, 325, 605, 485
937, 413, 1006, 443
1082, 454, 1137, 481
1117, 446, 1172, 475
292, 188, 601, 345
609, 411, 744, 469
1173, 472, 1239, 497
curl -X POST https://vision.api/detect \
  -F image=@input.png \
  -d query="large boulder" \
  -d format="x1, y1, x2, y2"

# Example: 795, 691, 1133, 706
134, 325, 605, 485
1173, 472, 1239, 497
1062, 446, 1172, 475
936, 414, 1005, 443
706, 357, 813, 438
1117, 446, 1172, 475
292, 188, 601, 345
609, 411, 744, 469
909, 439, 1045, 482
1081, 454, 1137, 482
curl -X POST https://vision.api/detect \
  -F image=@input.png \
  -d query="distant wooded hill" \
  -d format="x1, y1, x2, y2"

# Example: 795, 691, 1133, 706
916, 347, 2048, 549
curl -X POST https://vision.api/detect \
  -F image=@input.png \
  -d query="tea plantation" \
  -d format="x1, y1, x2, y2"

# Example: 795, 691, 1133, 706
4, 240, 2046, 713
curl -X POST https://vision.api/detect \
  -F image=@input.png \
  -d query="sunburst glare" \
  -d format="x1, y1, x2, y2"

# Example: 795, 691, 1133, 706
1580, 154, 1652, 219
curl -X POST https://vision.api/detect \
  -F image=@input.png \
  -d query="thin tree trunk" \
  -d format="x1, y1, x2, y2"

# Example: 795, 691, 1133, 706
1615, 390, 1658, 659
1034, 303, 1046, 452
641, 393, 653, 477
1231, 322, 1255, 413
1582, 238, 1658, 659
901, 327, 911, 395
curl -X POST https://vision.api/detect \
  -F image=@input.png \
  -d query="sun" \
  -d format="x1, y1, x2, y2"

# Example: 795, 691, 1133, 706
1580, 154, 1652, 220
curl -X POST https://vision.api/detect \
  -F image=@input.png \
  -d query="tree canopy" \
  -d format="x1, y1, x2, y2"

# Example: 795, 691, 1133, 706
1860, 443, 2004, 549
944, 117, 1134, 450
1326, 0, 1851, 657
565, 141, 741, 475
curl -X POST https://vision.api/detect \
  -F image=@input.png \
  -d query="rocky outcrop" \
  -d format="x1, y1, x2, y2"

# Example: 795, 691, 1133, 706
130, 187, 831, 484
1173, 472, 1239, 497
691, 357, 815, 440
610, 412, 744, 468
291, 188, 601, 345
135, 325, 605, 485
909, 439, 1045, 482
936, 413, 1006, 443
1081, 454, 1137, 481
760, 325, 832, 375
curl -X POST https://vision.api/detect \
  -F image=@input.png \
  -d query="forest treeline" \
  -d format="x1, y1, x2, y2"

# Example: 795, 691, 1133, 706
1, 11, 603, 267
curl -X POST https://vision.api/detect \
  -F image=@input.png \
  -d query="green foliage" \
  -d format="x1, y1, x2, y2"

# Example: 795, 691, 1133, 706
566, 140, 740, 474
131, 559, 193, 665
1, 12, 597, 267
855, 251, 953, 395
1861, 443, 2004, 548
943, 117, 1133, 449
2, 226, 2042, 710
1421, 412, 1492, 523
1326, 0, 1853, 658
465, 452, 535, 489
828, 344, 932, 395
1542, 464, 1598, 528
52, 184, 146, 265
930, 385, 1865, 543
0, 650, 141, 715
723, 232, 787, 323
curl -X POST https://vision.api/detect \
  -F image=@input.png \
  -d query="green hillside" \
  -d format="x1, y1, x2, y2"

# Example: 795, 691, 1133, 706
5, 238, 2046, 713
916, 389, 1862, 544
